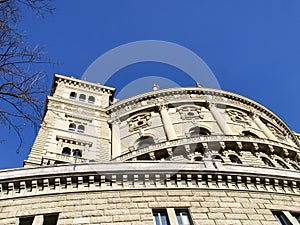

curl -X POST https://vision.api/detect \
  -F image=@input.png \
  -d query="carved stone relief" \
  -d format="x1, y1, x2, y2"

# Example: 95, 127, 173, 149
178, 106, 204, 120
128, 113, 151, 132
227, 109, 252, 126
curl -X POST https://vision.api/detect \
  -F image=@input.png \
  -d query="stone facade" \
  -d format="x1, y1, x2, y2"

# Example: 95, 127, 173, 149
1, 74, 300, 225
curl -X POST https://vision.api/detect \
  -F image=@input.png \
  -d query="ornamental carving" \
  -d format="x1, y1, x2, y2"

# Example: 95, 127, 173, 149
227, 109, 251, 126
128, 113, 151, 132
178, 106, 203, 120
267, 123, 285, 140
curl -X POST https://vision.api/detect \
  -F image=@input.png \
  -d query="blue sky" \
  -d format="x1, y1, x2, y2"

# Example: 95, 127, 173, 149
1, 0, 300, 169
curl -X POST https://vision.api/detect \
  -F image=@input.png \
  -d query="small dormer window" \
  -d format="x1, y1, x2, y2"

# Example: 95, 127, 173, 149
88, 96, 95, 104
70, 92, 77, 99
77, 125, 85, 133
79, 94, 86, 101
68, 123, 76, 131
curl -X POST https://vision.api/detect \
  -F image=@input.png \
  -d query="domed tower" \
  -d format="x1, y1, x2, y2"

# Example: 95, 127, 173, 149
1, 74, 300, 225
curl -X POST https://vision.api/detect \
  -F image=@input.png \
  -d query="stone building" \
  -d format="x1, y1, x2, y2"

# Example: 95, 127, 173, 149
0, 74, 300, 225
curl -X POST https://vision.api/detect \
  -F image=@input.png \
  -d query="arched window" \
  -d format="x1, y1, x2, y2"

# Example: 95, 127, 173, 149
79, 94, 86, 101
212, 155, 224, 163
275, 159, 289, 169
229, 155, 242, 164
68, 123, 76, 131
190, 127, 210, 137
77, 125, 85, 133
261, 157, 275, 167
137, 136, 155, 149
62, 147, 71, 155
193, 156, 202, 161
69, 92, 77, 99
291, 163, 300, 171
73, 149, 82, 157
242, 131, 259, 138
88, 96, 95, 103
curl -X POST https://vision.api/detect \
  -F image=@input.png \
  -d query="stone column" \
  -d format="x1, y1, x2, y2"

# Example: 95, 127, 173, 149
286, 134, 297, 147
111, 119, 122, 159
159, 105, 178, 141
252, 114, 276, 140
209, 103, 233, 135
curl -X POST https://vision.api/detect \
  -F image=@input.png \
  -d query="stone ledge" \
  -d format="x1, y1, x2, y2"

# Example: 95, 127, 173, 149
0, 161, 299, 199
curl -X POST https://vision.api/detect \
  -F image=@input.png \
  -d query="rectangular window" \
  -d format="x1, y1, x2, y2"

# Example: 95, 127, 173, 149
19, 217, 34, 225
153, 209, 170, 225
291, 213, 300, 224
153, 208, 193, 225
19, 214, 59, 225
272, 211, 293, 225
175, 209, 193, 225
43, 214, 59, 225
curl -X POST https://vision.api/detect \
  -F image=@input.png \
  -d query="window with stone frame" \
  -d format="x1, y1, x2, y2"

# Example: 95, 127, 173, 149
229, 154, 242, 164
19, 216, 34, 225
153, 209, 170, 225
175, 209, 194, 225
272, 211, 300, 225
19, 214, 59, 225
152, 208, 193, 225
69, 91, 77, 100
261, 157, 275, 167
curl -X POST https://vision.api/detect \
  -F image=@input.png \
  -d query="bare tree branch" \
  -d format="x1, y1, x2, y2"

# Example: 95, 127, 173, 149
0, 0, 55, 152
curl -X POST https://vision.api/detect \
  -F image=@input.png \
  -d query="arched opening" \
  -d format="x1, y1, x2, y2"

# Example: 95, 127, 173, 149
137, 154, 151, 160
137, 136, 155, 149
68, 123, 76, 131
62, 147, 71, 155
229, 155, 242, 164
212, 155, 224, 163
193, 156, 202, 161
77, 125, 85, 133
190, 127, 210, 137
291, 163, 300, 171
73, 149, 82, 157
88, 96, 95, 103
261, 157, 275, 167
69, 92, 77, 99
154, 149, 169, 160
79, 94, 86, 101
275, 159, 289, 169
242, 131, 259, 138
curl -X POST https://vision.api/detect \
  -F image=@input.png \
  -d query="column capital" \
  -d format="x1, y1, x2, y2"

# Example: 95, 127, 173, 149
249, 110, 262, 119
109, 117, 121, 125
156, 103, 168, 111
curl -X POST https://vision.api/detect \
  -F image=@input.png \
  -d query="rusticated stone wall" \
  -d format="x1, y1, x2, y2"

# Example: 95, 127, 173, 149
1, 188, 300, 225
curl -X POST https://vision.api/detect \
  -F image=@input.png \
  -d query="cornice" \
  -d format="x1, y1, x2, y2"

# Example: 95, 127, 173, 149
51, 74, 115, 96
0, 161, 299, 199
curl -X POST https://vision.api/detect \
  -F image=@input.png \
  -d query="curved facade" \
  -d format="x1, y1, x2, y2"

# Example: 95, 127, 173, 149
1, 74, 300, 225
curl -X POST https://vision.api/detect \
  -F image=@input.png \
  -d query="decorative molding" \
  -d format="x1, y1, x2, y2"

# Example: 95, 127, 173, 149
0, 161, 299, 199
